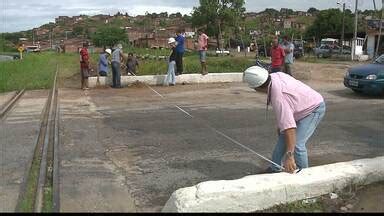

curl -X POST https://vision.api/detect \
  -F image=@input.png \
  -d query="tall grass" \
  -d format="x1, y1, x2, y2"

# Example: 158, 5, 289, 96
0, 52, 57, 92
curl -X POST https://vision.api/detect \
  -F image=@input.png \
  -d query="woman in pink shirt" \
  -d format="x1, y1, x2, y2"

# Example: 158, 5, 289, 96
244, 66, 326, 173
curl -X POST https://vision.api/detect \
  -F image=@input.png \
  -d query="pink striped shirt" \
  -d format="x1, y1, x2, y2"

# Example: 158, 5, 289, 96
268, 73, 324, 132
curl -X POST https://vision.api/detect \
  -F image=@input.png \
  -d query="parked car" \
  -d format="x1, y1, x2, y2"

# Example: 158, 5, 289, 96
25, 45, 41, 53
293, 40, 304, 59
344, 54, 384, 95
314, 45, 351, 58
314, 45, 334, 58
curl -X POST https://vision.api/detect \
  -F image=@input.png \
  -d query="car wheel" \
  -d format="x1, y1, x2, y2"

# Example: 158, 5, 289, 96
318, 53, 324, 58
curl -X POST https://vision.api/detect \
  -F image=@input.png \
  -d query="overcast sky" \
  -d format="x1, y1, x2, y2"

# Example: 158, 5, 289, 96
1, 0, 382, 33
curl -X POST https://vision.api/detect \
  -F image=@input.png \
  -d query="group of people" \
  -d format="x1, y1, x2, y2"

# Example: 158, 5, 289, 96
270, 35, 295, 75
79, 32, 326, 174
79, 28, 210, 89
164, 28, 209, 86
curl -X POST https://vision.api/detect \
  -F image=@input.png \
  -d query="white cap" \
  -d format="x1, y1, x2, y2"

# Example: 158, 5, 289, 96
105, 49, 112, 55
168, 37, 176, 44
243, 66, 269, 88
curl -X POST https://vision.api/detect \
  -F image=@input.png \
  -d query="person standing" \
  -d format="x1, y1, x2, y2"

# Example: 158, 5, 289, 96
79, 42, 90, 90
175, 29, 185, 76
111, 44, 124, 88
98, 49, 111, 77
197, 29, 209, 75
282, 36, 295, 76
164, 38, 177, 86
243, 66, 326, 173
270, 36, 285, 73
126, 53, 139, 75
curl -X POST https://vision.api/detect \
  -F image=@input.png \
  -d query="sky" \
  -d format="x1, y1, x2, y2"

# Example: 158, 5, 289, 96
1, 0, 382, 33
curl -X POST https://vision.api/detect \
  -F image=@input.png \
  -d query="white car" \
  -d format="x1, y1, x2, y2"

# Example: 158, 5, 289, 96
215, 49, 230, 56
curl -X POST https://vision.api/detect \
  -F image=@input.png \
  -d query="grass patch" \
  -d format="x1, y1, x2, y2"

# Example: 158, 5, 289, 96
0, 52, 57, 92
42, 187, 53, 212
17, 153, 42, 212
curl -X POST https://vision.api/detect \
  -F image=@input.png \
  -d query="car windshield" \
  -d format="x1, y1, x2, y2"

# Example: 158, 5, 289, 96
374, 55, 384, 64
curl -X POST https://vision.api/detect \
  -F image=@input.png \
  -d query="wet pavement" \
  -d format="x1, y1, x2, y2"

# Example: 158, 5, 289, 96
58, 82, 383, 212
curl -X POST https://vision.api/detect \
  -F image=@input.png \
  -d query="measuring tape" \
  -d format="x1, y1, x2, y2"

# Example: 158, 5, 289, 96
129, 72, 303, 173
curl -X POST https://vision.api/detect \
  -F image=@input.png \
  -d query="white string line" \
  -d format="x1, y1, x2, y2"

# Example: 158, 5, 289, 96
141, 79, 284, 171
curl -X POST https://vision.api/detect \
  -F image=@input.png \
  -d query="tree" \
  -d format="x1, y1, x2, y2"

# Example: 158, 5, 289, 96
73, 26, 84, 36
91, 26, 128, 47
305, 9, 354, 40
307, 7, 319, 14
191, 0, 246, 48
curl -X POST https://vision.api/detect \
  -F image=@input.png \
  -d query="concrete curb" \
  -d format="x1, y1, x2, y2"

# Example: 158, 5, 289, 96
88, 73, 243, 88
162, 156, 384, 213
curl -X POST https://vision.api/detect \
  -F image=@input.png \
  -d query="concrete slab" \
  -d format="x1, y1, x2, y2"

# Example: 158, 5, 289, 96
88, 73, 243, 88
162, 157, 384, 213
0, 90, 48, 212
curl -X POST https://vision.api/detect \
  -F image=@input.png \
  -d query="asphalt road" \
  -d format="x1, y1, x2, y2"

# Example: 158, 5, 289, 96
58, 82, 383, 212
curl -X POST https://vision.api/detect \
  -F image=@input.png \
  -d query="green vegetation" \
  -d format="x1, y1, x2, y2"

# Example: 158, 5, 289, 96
0, 37, 16, 52
191, 0, 246, 48
17, 151, 41, 212
0, 52, 79, 93
91, 26, 128, 47
0, 52, 57, 92
305, 9, 354, 39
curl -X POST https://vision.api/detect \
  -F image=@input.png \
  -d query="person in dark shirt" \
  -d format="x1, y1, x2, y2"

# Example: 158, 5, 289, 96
175, 29, 185, 76
164, 38, 177, 86
126, 53, 139, 75
79, 42, 90, 90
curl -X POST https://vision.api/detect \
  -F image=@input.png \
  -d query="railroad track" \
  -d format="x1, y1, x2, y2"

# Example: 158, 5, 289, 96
15, 65, 60, 212
0, 89, 25, 120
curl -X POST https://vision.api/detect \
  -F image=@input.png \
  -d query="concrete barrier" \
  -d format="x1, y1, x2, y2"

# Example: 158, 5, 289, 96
88, 73, 243, 88
162, 156, 384, 213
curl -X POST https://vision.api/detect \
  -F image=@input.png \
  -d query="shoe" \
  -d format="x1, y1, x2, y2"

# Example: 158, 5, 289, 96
170, 83, 175, 86
259, 167, 281, 174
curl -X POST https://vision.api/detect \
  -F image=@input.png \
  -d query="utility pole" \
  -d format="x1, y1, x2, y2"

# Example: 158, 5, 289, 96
375, 0, 383, 57
32, 29, 35, 45
373, 0, 377, 10
352, 0, 359, 61
338, 2, 346, 54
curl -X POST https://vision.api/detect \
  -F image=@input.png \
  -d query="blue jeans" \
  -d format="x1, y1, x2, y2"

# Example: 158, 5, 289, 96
199, 50, 207, 63
165, 61, 176, 85
271, 67, 282, 73
271, 102, 326, 171
111, 62, 121, 88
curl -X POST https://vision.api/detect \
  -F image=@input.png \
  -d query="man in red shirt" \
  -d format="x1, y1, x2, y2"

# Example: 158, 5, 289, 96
80, 42, 90, 90
270, 36, 285, 73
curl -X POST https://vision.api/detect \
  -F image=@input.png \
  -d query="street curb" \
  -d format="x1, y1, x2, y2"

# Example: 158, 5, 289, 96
88, 73, 243, 87
162, 156, 384, 213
